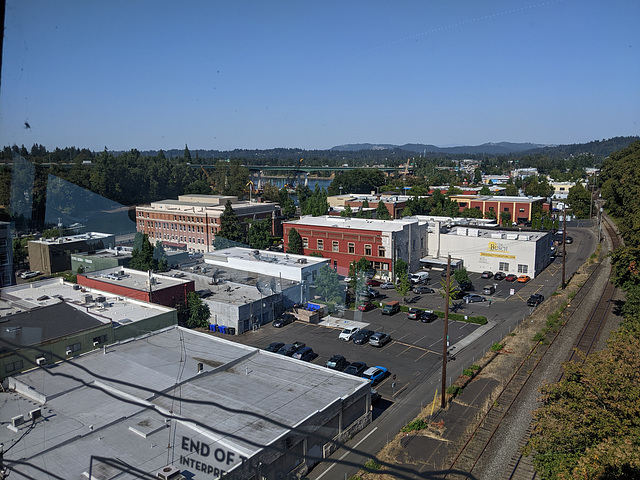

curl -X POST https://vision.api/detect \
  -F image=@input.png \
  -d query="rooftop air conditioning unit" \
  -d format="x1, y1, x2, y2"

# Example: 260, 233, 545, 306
36, 357, 47, 365
93, 341, 100, 346
66, 348, 73, 355
156, 465, 183, 480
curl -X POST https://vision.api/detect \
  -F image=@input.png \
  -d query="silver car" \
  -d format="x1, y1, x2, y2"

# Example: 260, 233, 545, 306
369, 332, 391, 347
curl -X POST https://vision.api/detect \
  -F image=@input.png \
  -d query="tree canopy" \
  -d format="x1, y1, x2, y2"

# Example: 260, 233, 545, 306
287, 228, 303, 254
327, 169, 386, 195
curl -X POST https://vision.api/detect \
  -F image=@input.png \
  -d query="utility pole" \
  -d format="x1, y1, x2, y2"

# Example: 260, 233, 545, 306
561, 209, 567, 289
441, 255, 451, 408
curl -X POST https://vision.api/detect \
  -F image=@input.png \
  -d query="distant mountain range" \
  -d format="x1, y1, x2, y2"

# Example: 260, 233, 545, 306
330, 142, 551, 155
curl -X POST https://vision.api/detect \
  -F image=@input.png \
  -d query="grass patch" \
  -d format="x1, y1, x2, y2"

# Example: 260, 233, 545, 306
533, 331, 547, 342
446, 385, 462, 396
470, 364, 481, 371
463, 369, 475, 377
491, 342, 504, 352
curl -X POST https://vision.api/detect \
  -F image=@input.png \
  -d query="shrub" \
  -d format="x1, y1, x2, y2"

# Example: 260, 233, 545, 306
446, 385, 462, 396
491, 342, 504, 352
401, 418, 428, 432
470, 364, 481, 371
364, 459, 381, 471
463, 369, 475, 377
533, 331, 546, 342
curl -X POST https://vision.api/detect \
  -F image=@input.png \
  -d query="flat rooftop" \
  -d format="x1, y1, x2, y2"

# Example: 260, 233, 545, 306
446, 225, 550, 242
81, 267, 192, 293
1, 327, 368, 479
29, 231, 113, 245
205, 247, 327, 269
1, 277, 174, 326
287, 215, 419, 232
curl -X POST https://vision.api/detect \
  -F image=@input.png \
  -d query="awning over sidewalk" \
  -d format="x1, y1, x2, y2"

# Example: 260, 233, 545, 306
419, 256, 463, 268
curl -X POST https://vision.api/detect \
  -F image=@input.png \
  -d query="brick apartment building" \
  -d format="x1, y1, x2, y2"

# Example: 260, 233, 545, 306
135, 194, 281, 253
449, 195, 550, 224
283, 216, 427, 278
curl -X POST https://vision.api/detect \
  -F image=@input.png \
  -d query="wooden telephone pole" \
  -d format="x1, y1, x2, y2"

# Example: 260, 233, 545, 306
441, 255, 451, 408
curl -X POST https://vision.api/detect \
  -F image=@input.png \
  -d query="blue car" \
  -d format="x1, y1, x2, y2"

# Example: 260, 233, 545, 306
361, 366, 388, 385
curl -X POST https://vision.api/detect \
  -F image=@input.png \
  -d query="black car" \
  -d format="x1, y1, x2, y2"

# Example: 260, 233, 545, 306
265, 341, 284, 353
527, 294, 545, 307
292, 341, 306, 350
458, 280, 473, 292
419, 311, 438, 323
276, 343, 301, 356
352, 329, 375, 345
494, 271, 506, 281
272, 313, 295, 328
325, 355, 348, 370
344, 361, 368, 376
292, 347, 316, 361
413, 285, 435, 294
565, 236, 573, 244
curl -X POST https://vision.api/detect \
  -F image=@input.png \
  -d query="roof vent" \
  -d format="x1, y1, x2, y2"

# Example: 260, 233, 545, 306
156, 465, 183, 480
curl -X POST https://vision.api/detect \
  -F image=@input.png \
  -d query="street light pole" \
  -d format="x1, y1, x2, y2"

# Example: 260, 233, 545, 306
441, 255, 451, 408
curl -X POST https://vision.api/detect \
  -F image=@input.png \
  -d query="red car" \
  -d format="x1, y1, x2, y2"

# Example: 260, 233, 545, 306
357, 302, 374, 312
366, 279, 382, 286
505, 274, 518, 282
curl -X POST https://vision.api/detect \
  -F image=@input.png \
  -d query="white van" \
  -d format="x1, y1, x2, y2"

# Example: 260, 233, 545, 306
409, 272, 430, 284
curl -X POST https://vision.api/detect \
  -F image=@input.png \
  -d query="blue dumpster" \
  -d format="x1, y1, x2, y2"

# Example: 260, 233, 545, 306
219, 325, 227, 334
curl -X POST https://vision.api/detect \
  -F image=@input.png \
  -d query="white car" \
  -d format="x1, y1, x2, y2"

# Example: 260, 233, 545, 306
20, 271, 40, 279
339, 327, 360, 341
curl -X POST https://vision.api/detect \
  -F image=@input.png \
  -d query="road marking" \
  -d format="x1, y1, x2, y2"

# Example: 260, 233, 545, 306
316, 427, 379, 480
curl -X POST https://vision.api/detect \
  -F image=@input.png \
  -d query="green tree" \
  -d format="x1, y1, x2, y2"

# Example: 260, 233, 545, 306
500, 210, 512, 227
327, 169, 386, 195
453, 266, 470, 285
130, 233, 155, 271
394, 258, 408, 280
376, 200, 391, 219
183, 292, 211, 329
526, 329, 640, 479
287, 228, 303, 254
184, 144, 192, 162
12, 237, 28, 268
567, 183, 592, 219
355, 257, 371, 274
473, 167, 482, 184
461, 207, 484, 218
248, 218, 272, 250
341, 205, 353, 217
505, 183, 518, 196
397, 272, 412, 302
215, 200, 245, 249
153, 241, 169, 272
315, 264, 344, 304
479, 185, 491, 195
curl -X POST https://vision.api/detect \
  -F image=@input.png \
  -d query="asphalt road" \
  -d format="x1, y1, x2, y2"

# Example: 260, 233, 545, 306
221, 224, 598, 479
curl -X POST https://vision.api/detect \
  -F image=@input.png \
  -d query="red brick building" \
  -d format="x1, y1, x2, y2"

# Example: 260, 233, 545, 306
135, 194, 281, 254
283, 216, 426, 277
449, 195, 550, 224
77, 268, 194, 308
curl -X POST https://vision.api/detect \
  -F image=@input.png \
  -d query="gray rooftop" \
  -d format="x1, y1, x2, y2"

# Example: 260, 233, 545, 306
82, 267, 192, 293
1, 327, 368, 479
287, 215, 420, 232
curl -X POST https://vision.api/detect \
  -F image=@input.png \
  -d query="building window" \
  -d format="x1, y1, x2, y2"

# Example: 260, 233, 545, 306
519, 208, 525, 213
518, 264, 528, 274
302, 237, 309, 248
66, 342, 81, 354
378, 246, 385, 257
499, 262, 509, 271
348, 242, 355, 254
332, 241, 339, 252
93, 334, 107, 345
504, 207, 510, 212
364, 244, 372, 256
4, 359, 23, 373
317, 239, 323, 250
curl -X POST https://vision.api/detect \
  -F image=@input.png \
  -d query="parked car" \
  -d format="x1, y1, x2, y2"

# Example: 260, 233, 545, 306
517, 275, 531, 283
344, 361, 368, 376
20, 270, 40, 279
292, 346, 315, 361
481, 271, 493, 279
463, 294, 486, 303
361, 366, 388, 384
276, 343, 301, 356
380, 281, 395, 289
505, 274, 518, 282
493, 271, 506, 281
325, 354, 348, 370
565, 236, 573, 244
272, 313, 295, 328
366, 279, 382, 286
482, 284, 496, 295
527, 293, 545, 307
458, 280, 473, 291
413, 285, 434, 294
339, 326, 360, 341
343, 276, 353, 283
370, 388, 381, 403
352, 329, 375, 345
292, 341, 306, 350
419, 311, 438, 323
441, 269, 450, 277
450, 288, 465, 300
369, 332, 391, 347
265, 341, 284, 353
381, 300, 400, 315
407, 308, 420, 320
358, 302, 374, 312
409, 272, 430, 284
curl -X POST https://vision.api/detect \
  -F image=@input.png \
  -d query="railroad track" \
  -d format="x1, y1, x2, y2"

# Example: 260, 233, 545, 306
445, 218, 621, 480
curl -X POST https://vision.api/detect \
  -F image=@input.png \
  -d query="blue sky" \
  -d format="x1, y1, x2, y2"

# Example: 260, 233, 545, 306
1, 0, 639, 151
